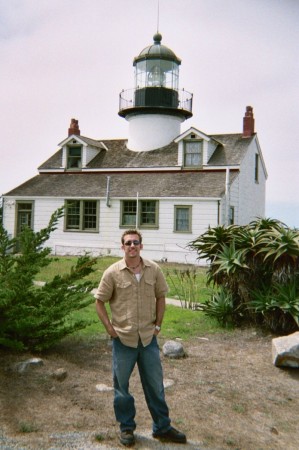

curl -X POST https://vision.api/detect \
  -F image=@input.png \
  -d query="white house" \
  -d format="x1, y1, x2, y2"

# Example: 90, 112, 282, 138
2, 33, 267, 264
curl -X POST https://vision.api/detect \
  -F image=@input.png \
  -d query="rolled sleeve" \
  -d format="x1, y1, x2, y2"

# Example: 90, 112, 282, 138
94, 268, 114, 302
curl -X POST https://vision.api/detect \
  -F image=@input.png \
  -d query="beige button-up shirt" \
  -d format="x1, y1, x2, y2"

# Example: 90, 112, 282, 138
94, 258, 168, 348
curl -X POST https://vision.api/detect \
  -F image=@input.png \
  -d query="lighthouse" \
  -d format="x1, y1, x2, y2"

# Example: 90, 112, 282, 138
118, 33, 193, 151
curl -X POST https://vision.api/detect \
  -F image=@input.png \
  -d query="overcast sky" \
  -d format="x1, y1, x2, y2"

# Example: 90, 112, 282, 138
1, 0, 298, 227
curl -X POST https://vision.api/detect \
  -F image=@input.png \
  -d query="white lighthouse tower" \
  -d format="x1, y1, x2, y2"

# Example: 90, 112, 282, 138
118, 33, 193, 151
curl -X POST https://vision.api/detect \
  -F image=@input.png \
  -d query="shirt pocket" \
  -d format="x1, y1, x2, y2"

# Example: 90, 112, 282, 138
144, 278, 155, 297
114, 281, 133, 315
116, 280, 132, 296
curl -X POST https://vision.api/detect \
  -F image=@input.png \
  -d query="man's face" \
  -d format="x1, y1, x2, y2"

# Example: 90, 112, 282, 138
122, 234, 143, 259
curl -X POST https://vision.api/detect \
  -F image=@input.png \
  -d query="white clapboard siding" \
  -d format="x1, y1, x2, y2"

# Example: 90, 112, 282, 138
3, 196, 219, 264
237, 138, 266, 224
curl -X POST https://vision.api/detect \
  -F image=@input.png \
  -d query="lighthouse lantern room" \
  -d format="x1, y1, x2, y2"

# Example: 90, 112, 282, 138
119, 33, 193, 151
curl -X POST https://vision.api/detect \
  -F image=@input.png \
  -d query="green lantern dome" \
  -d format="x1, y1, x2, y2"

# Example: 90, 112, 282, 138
134, 33, 181, 65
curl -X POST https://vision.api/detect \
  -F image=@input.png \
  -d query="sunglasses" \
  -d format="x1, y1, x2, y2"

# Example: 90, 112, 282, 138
124, 240, 141, 246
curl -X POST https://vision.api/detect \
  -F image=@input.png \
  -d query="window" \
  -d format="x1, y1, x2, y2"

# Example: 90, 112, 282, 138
174, 206, 192, 232
121, 200, 158, 228
184, 140, 202, 167
229, 206, 235, 225
65, 200, 98, 232
122, 200, 137, 226
140, 201, 157, 226
15, 201, 34, 251
67, 146, 82, 169
16, 202, 34, 234
254, 154, 259, 182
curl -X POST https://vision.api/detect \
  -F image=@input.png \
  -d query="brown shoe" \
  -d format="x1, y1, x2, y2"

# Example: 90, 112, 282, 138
153, 426, 187, 443
120, 430, 135, 446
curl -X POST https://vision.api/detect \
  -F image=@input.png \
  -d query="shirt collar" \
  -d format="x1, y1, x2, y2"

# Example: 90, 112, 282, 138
120, 257, 149, 270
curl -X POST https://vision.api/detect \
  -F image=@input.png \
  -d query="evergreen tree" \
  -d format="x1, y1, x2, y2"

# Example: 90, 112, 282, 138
0, 207, 97, 351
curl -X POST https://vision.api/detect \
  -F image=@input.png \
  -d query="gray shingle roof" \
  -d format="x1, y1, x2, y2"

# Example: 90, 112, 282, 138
87, 140, 178, 168
38, 134, 251, 171
208, 133, 255, 166
78, 136, 106, 147
6, 132, 252, 198
38, 149, 63, 170
5, 171, 238, 198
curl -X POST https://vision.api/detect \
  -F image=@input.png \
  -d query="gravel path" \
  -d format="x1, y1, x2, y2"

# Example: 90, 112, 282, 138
0, 429, 208, 449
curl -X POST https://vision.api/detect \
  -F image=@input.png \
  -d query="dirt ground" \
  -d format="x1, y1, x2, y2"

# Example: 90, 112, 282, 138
0, 329, 298, 450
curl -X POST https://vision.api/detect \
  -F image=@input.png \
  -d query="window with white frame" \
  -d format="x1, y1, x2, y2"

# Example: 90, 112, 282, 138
65, 200, 98, 231
174, 205, 192, 232
184, 140, 203, 167
121, 200, 158, 228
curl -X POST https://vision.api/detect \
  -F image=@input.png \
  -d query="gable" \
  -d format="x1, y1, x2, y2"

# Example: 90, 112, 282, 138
176, 128, 222, 166
174, 127, 210, 142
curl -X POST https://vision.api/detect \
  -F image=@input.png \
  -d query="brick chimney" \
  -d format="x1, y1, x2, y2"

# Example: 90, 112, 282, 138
243, 106, 255, 138
68, 118, 80, 136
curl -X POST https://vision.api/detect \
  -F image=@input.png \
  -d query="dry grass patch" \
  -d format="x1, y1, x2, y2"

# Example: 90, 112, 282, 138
1, 329, 298, 449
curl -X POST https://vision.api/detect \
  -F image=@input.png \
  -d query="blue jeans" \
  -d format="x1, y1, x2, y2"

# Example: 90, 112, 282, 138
112, 336, 171, 433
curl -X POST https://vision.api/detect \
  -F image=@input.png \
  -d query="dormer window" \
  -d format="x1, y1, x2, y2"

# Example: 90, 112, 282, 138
67, 146, 82, 169
184, 140, 203, 167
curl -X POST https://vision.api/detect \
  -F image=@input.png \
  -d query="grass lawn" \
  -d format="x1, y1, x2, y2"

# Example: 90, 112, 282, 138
36, 256, 224, 340
71, 302, 223, 341
36, 256, 210, 301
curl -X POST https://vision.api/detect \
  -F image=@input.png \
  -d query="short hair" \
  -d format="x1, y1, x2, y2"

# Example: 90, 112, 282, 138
121, 229, 143, 244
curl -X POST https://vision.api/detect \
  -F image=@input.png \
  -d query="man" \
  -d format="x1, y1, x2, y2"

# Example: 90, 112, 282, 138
95, 229, 187, 446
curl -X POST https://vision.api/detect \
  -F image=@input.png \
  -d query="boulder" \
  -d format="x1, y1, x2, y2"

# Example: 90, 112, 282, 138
272, 331, 299, 368
162, 340, 185, 359
163, 378, 175, 388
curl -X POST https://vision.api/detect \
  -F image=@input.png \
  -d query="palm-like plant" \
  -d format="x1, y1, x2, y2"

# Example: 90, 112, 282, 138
189, 218, 299, 332
249, 217, 287, 231
257, 227, 299, 273
201, 287, 234, 327
189, 225, 238, 262
250, 281, 299, 333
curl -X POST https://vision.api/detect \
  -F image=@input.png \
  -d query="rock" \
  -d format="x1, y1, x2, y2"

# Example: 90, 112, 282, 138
162, 340, 185, 359
272, 331, 299, 368
96, 383, 113, 392
52, 368, 68, 381
163, 378, 175, 388
14, 357, 44, 373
